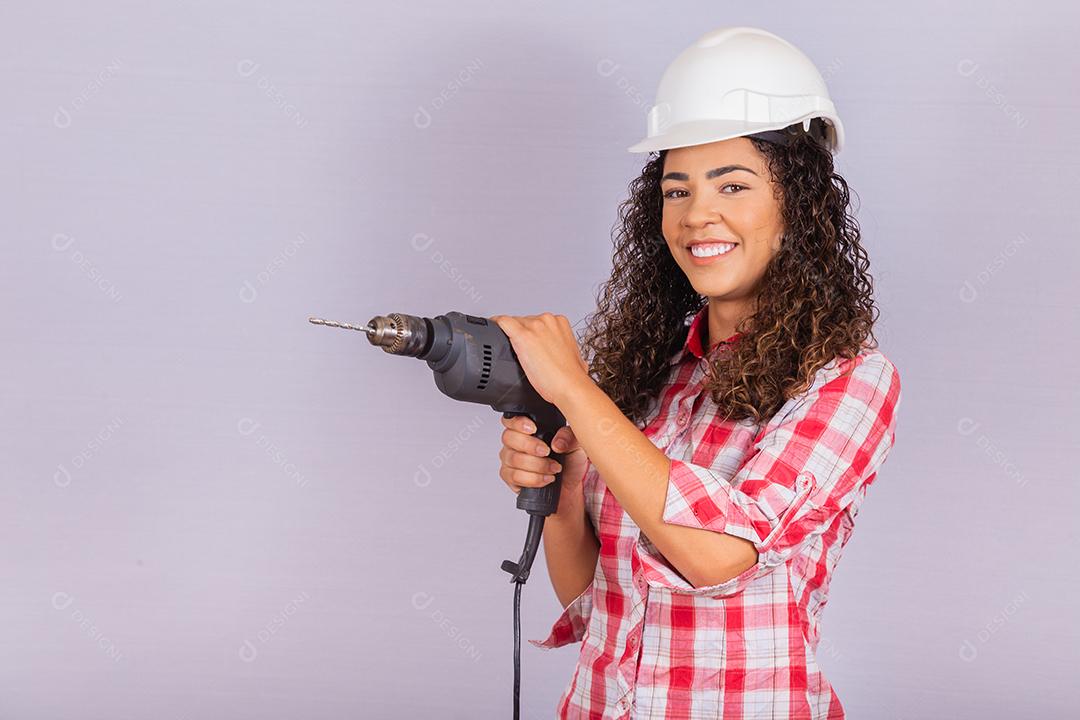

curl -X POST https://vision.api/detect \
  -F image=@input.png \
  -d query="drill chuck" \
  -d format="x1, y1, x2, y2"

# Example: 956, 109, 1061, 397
310, 313, 433, 357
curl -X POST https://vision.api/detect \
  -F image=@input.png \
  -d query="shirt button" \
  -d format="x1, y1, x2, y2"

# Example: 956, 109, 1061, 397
628, 634, 637, 648
676, 409, 689, 426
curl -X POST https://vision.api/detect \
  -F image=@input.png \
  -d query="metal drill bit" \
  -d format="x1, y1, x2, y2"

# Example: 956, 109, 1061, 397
308, 317, 374, 336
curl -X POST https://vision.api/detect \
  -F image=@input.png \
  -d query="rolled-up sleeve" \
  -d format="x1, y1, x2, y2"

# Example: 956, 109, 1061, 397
528, 580, 595, 650
637, 351, 902, 598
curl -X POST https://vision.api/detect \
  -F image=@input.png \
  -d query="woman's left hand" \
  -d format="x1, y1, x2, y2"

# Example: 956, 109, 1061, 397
489, 312, 593, 408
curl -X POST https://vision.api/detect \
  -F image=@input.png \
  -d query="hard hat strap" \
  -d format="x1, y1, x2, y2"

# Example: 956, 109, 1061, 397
748, 118, 829, 148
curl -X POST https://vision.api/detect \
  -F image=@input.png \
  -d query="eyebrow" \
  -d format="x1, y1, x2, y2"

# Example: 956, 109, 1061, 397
660, 165, 760, 182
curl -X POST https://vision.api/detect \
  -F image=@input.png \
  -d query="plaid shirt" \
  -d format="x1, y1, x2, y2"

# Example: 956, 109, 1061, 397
530, 306, 902, 719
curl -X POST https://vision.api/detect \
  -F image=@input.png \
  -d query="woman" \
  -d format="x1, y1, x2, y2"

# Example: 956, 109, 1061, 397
491, 27, 901, 720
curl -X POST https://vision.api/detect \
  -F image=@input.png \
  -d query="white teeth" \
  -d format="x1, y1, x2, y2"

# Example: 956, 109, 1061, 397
690, 243, 736, 258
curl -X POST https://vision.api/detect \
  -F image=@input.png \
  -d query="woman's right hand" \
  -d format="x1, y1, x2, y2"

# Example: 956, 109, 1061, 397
498, 416, 589, 500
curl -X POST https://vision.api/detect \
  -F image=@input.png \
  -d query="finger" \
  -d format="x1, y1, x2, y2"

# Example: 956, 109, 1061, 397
500, 442, 556, 470
500, 464, 556, 490
551, 427, 569, 452
551, 426, 579, 453
500, 415, 537, 435
496, 444, 552, 472
499, 446, 563, 478
498, 465, 521, 494
502, 427, 552, 457
492, 315, 520, 332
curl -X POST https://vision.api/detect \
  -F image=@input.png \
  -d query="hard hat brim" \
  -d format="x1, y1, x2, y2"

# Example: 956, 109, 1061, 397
627, 117, 842, 154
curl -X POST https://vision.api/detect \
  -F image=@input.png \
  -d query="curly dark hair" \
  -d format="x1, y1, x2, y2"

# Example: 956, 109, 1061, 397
578, 120, 881, 426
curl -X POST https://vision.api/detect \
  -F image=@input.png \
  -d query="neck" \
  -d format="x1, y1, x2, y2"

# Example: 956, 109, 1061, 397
706, 297, 753, 349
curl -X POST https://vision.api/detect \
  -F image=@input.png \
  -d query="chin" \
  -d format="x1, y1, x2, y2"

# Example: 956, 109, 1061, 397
689, 279, 737, 297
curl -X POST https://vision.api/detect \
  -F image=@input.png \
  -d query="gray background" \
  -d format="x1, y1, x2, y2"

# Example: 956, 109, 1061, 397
2, 1, 1076, 718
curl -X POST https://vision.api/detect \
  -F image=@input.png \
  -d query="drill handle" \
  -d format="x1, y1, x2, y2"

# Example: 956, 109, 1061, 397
502, 410, 564, 517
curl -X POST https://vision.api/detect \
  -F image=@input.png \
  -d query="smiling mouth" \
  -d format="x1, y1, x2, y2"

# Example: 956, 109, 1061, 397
688, 242, 737, 258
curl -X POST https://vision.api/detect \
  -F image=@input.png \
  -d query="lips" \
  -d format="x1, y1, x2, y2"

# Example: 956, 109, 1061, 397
685, 238, 738, 265
686, 238, 738, 249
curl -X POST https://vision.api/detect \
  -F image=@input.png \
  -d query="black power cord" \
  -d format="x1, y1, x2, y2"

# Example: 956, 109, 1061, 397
502, 514, 547, 720
512, 578, 524, 720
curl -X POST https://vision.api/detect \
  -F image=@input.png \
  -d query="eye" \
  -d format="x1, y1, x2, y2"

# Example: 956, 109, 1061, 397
662, 183, 747, 200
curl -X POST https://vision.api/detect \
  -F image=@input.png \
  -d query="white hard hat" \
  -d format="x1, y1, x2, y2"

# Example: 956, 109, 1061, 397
628, 26, 845, 155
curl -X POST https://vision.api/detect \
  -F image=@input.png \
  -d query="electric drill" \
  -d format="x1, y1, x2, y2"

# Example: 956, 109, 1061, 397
308, 310, 572, 718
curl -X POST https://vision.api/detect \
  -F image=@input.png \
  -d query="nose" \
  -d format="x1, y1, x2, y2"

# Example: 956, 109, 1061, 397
681, 189, 721, 229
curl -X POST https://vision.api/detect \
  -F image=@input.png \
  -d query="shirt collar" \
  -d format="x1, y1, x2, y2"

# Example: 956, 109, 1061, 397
669, 305, 743, 365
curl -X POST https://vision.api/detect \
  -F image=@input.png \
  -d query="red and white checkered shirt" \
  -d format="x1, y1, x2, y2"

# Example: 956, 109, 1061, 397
530, 305, 902, 719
